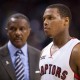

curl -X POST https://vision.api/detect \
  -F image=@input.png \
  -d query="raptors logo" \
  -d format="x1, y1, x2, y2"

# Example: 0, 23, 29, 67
40, 64, 68, 80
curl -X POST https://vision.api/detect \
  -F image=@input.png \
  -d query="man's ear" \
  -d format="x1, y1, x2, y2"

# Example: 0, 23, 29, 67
5, 27, 9, 36
28, 28, 31, 36
64, 17, 69, 26
65, 17, 69, 22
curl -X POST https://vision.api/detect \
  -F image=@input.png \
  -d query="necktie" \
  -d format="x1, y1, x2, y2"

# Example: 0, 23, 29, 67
15, 50, 25, 80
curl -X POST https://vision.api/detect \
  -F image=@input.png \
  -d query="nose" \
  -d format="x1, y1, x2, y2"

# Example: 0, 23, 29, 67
44, 19, 48, 27
15, 29, 21, 36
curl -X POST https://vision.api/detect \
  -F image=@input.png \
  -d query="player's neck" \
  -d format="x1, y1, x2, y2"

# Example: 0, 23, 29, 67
53, 35, 72, 48
50, 44, 59, 56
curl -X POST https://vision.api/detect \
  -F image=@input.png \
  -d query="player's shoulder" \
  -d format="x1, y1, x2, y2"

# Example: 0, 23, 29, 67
72, 38, 80, 50
70, 38, 80, 53
72, 42, 80, 54
71, 39, 80, 59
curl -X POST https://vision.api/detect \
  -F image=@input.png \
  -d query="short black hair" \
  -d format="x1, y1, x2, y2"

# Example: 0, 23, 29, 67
6, 13, 30, 28
46, 3, 72, 24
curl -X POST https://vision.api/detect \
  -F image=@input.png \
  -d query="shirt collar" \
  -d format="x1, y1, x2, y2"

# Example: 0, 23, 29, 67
8, 41, 28, 56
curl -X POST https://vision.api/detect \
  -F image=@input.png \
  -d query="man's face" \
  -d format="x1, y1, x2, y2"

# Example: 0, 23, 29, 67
43, 8, 66, 38
7, 18, 31, 48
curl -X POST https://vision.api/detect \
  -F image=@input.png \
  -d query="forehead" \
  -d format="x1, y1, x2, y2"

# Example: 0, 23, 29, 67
43, 8, 60, 17
8, 18, 29, 26
10, 18, 28, 23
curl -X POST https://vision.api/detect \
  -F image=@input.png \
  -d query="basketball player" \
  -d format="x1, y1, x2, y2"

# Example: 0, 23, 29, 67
39, 4, 80, 80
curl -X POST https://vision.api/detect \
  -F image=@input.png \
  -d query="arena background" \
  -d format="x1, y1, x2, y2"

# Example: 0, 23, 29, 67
0, 0, 80, 50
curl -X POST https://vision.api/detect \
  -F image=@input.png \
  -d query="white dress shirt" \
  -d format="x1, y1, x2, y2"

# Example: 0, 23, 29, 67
8, 41, 29, 80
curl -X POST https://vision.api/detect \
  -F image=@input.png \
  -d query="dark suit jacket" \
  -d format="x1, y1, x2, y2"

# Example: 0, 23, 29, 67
0, 44, 41, 80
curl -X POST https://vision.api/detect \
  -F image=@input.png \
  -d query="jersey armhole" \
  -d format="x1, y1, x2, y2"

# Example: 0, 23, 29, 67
74, 73, 80, 80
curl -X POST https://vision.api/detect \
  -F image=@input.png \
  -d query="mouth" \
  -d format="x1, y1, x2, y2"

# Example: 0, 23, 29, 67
14, 38, 22, 42
44, 28, 49, 32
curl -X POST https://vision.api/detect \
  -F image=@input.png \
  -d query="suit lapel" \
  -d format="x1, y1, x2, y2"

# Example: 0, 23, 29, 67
0, 45, 16, 80
27, 45, 35, 80
27, 45, 40, 80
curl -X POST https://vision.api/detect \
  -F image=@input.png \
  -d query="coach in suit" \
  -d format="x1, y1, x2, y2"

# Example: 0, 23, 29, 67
0, 13, 40, 80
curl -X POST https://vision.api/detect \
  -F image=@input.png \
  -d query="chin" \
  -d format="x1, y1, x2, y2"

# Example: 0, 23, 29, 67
15, 45, 22, 48
11, 41, 23, 48
13, 43, 23, 48
45, 33, 53, 38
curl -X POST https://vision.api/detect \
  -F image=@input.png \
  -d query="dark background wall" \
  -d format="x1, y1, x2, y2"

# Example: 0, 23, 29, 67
0, 0, 80, 50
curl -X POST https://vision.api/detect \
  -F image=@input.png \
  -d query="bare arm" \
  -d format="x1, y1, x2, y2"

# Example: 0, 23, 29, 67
70, 43, 80, 79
